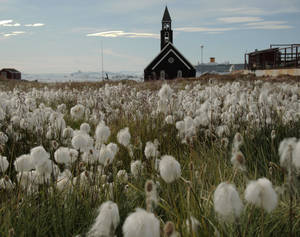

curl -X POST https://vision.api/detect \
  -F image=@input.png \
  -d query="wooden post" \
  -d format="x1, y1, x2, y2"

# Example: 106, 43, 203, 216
284, 48, 287, 67
296, 46, 299, 67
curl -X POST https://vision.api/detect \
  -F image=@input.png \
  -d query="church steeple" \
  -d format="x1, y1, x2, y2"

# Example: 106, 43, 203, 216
161, 6, 173, 50
162, 6, 171, 22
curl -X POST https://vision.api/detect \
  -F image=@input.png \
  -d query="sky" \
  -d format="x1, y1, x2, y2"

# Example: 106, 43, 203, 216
0, 0, 299, 73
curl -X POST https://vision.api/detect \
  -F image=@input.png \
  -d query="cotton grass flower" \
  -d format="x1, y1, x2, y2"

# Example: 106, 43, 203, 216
0, 176, 14, 190
122, 208, 160, 237
0, 155, 9, 173
80, 122, 91, 134
163, 221, 179, 237
145, 180, 158, 211
72, 132, 93, 152
30, 146, 50, 168
292, 139, 300, 169
165, 115, 174, 124
231, 151, 246, 171
0, 132, 8, 145
159, 155, 181, 183
233, 132, 243, 151
70, 104, 85, 120
186, 216, 200, 234
213, 182, 243, 222
95, 121, 111, 145
158, 84, 173, 102
131, 160, 143, 178
87, 201, 120, 237
117, 127, 131, 147
278, 137, 296, 169
244, 177, 278, 213
144, 141, 159, 159
14, 154, 34, 172
117, 170, 128, 183
54, 147, 78, 166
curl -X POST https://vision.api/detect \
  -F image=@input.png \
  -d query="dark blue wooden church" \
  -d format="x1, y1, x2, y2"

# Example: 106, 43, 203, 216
144, 7, 196, 80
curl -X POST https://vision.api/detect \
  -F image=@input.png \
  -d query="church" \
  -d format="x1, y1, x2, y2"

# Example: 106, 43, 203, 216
144, 7, 196, 81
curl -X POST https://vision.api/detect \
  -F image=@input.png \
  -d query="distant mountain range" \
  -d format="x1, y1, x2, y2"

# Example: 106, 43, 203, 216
22, 71, 143, 83
22, 64, 245, 83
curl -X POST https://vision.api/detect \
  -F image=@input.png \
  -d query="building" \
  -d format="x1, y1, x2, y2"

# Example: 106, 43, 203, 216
0, 68, 21, 80
144, 7, 196, 80
245, 44, 300, 70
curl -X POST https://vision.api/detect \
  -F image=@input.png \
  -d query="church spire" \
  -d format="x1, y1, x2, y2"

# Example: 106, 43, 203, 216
161, 6, 173, 50
162, 6, 171, 22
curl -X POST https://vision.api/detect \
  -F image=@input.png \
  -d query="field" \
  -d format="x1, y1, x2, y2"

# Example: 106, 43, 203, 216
0, 75, 300, 236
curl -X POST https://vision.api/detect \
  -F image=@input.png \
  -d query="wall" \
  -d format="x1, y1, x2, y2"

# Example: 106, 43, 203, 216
243, 68, 300, 77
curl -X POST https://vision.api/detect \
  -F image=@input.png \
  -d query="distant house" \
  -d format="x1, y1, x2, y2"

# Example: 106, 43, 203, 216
144, 7, 196, 80
0, 68, 21, 80
245, 44, 300, 70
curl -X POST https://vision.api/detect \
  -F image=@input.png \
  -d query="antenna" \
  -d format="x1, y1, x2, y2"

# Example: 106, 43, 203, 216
101, 40, 104, 80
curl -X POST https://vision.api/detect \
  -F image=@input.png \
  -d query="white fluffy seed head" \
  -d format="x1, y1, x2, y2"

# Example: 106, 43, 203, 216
95, 121, 111, 145
233, 132, 243, 150
244, 177, 278, 213
144, 141, 159, 159
186, 216, 200, 234
122, 208, 160, 237
30, 146, 50, 168
80, 122, 91, 134
292, 140, 300, 169
99, 144, 114, 166
158, 84, 173, 102
213, 182, 243, 222
117, 127, 131, 147
54, 147, 78, 165
117, 170, 128, 183
14, 154, 34, 172
0, 155, 9, 173
165, 115, 174, 125
279, 137, 296, 169
159, 155, 181, 183
70, 104, 85, 120
131, 160, 142, 178
87, 201, 120, 237
71, 132, 93, 152
231, 151, 246, 171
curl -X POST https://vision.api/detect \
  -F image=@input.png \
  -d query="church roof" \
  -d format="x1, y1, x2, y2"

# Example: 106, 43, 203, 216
162, 6, 171, 22
144, 42, 195, 71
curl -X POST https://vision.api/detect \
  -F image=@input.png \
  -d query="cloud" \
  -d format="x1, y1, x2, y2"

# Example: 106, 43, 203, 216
174, 27, 236, 33
25, 23, 45, 27
218, 17, 263, 23
87, 30, 159, 39
220, 7, 300, 16
4, 31, 25, 37
245, 21, 293, 30
0, 19, 13, 25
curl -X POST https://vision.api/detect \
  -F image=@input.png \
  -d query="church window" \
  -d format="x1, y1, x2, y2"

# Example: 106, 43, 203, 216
177, 70, 182, 78
160, 70, 165, 80
168, 57, 174, 64
165, 32, 169, 41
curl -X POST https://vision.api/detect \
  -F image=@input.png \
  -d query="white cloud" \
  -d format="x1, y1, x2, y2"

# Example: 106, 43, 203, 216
87, 30, 159, 39
25, 23, 45, 27
245, 21, 293, 29
219, 6, 300, 16
218, 17, 263, 23
4, 31, 25, 37
0, 19, 13, 25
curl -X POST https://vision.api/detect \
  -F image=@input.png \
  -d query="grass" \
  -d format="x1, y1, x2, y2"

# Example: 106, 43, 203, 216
0, 77, 300, 236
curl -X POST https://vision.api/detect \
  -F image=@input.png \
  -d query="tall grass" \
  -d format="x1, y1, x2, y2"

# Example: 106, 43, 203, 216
0, 78, 300, 236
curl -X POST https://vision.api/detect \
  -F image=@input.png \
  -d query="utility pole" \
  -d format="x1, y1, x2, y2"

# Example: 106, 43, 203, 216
101, 40, 104, 80
200, 45, 204, 64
